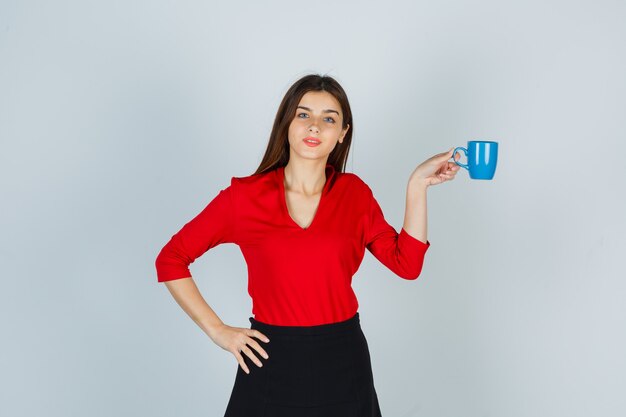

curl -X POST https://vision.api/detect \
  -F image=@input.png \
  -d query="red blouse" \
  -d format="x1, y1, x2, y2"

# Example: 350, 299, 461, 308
155, 163, 431, 326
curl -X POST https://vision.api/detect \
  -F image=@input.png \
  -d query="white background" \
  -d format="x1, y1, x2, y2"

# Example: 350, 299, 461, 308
1, 1, 625, 416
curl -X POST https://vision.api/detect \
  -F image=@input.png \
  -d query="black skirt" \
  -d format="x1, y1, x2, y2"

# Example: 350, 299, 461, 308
223, 312, 383, 417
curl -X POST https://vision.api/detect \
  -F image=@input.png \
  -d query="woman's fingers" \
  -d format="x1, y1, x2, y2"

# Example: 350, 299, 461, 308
254, 330, 270, 343
437, 171, 456, 182
215, 325, 272, 375
233, 344, 261, 375
446, 161, 460, 171
443, 163, 459, 176
246, 330, 270, 359
235, 330, 269, 374
240, 344, 263, 368
245, 336, 269, 360
234, 350, 250, 374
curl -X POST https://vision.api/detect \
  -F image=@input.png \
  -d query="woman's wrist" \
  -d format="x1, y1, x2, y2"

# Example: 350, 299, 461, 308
407, 177, 429, 194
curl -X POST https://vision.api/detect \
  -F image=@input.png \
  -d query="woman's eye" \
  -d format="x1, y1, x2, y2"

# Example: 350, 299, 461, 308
297, 113, 335, 123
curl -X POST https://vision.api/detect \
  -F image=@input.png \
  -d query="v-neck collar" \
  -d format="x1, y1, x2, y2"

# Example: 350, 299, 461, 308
277, 163, 336, 231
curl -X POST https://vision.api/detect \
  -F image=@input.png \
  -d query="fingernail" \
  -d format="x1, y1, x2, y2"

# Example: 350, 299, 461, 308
265, 338, 270, 343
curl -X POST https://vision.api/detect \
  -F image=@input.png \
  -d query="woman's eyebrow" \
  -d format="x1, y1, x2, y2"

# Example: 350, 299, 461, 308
297, 105, 339, 116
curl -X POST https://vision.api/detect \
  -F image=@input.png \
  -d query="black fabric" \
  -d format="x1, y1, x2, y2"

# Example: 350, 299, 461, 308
223, 312, 383, 417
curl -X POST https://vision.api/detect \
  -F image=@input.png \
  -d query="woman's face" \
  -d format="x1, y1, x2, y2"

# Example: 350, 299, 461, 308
286, 91, 350, 164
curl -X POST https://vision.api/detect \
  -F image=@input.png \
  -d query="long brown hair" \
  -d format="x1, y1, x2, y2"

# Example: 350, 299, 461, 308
253, 73, 353, 175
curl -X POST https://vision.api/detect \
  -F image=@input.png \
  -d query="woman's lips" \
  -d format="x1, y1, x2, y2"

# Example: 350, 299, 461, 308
303, 137, 321, 147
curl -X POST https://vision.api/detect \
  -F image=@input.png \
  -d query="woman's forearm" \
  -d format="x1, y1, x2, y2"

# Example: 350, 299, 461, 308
163, 277, 224, 339
402, 179, 428, 244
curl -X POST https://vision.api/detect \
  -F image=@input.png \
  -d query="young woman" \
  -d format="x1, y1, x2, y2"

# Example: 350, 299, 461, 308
155, 74, 460, 416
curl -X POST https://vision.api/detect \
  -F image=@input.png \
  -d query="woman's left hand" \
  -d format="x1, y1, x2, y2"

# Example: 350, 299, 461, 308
410, 148, 461, 188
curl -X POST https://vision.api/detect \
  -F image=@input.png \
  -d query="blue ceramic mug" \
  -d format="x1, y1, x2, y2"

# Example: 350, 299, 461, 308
453, 141, 499, 180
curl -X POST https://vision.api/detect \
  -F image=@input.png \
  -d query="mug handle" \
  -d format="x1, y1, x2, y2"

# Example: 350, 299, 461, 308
452, 147, 469, 170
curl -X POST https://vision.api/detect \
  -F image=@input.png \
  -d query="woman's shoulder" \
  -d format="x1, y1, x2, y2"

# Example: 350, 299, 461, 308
337, 171, 374, 200
341, 171, 371, 190
228, 167, 278, 194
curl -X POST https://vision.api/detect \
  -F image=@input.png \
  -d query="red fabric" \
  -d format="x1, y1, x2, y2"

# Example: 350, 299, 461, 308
155, 164, 431, 326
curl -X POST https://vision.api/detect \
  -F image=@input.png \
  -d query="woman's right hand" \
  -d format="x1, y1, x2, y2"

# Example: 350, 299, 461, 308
209, 323, 270, 374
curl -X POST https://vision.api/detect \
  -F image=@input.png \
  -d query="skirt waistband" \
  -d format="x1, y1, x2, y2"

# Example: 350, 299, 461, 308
248, 312, 360, 336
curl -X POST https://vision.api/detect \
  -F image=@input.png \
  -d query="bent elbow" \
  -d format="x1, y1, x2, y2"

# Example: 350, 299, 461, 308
397, 263, 425, 280
155, 250, 191, 283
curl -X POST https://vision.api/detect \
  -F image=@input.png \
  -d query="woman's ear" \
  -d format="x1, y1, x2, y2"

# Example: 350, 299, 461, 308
339, 124, 350, 143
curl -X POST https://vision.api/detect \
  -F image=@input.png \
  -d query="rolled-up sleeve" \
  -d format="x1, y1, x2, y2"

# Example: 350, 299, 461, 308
155, 179, 236, 282
365, 188, 430, 280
